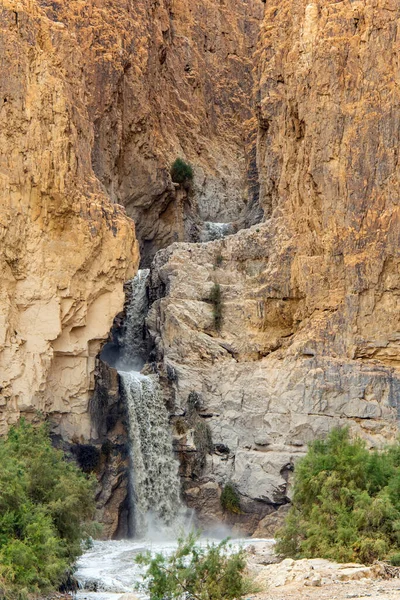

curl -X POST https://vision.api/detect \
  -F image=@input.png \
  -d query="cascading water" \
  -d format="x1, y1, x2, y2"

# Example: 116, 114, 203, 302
199, 221, 235, 242
116, 270, 184, 538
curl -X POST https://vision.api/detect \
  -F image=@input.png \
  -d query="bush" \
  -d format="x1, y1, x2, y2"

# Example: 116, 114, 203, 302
275, 427, 400, 564
209, 283, 223, 331
0, 420, 97, 598
175, 417, 188, 435
136, 532, 251, 600
170, 158, 194, 186
220, 484, 241, 514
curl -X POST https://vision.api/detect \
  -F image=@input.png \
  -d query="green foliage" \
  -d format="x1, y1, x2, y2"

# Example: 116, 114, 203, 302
0, 420, 97, 598
170, 158, 194, 186
220, 484, 241, 515
214, 255, 223, 269
193, 419, 213, 456
276, 427, 400, 564
209, 283, 223, 331
136, 532, 251, 600
175, 417, 188, 435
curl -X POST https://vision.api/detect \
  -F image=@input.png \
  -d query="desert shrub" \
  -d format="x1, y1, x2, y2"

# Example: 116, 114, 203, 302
209, 283, 223, 331
220, 484, 241, 514
214, 254, 223, 269
136, 532, 251, 600
192, 419, 213, 474
175, 417, 188, 435
275, 427, 400, 564
170, 158, 194, 186
187, 391, 202, 413
0, 420, 97, 598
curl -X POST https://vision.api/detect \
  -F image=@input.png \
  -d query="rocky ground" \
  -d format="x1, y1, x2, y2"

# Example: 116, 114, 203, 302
247, 543, 400, 600
255, 580, 400, 600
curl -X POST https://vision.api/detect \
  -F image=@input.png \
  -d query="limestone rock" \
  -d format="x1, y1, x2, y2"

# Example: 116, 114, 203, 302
252, 557, 381, 590
147, 0, 400, 533
0, 0, 138, 440
38, 0, 264, 263
148, 221, 399, 532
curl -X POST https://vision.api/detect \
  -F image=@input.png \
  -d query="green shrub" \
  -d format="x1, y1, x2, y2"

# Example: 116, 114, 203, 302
170, 158, 194, 186
175, 417, 188, 435
0, 420, 97, 598
220, 484, 241, 514
214, 254, 223, 269
209, 283, 223, 331
275, 427, 400, 564
389, 552, 400, 566
136, 532, 251, 600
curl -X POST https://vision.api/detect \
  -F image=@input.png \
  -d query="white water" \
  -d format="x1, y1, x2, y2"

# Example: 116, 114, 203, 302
200, 222, 235, 242
75, 538, 274, 600
120, 371, 184, 537
116, 269, 185, 538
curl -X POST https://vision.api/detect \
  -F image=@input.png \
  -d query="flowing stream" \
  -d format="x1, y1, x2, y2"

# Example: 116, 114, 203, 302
199, 221, 235, 242
75, 538, 274, 600
78, 270, 274, 599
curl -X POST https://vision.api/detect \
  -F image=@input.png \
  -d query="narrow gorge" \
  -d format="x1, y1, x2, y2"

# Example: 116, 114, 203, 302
1, 0, 400, 546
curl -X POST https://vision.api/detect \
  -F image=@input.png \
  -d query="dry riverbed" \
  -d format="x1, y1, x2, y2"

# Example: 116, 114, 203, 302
247, 543, 400, 600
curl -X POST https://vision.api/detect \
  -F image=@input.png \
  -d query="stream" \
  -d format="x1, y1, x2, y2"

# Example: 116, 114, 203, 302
75, 537, 274, 600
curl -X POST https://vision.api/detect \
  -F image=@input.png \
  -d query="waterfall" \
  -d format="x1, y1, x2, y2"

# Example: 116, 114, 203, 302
117, 269, 150, 371
117, 269, 183, 538
200, 221, 235, 242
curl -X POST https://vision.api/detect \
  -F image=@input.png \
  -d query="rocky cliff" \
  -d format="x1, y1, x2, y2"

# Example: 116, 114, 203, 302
147, 0, 400, 534
0, 0, 138, 440
0, 0, 265, 538
38, 0, 264, 262
3, 0, 400, 540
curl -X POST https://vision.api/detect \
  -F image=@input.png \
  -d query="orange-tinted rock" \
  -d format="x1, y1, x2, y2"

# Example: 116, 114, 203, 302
0, 0, 138, 439
38, 0, 264, 261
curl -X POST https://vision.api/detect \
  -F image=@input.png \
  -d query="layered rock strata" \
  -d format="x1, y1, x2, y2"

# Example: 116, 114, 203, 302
0, 0, 138, 441
38, 0, 264, 262
147, 0, 400, 533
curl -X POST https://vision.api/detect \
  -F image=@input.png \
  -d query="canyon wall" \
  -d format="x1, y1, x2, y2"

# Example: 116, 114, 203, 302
0, 0, 138, 441
3, 0, 400, 539
38, 0, 264, 262
147, 0, 400, 534
0, 0, 265, 538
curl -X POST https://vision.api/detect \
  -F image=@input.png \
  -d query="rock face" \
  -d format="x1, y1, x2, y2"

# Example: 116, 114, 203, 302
38, 0, 264, 263
246, 544, 391, 590
147, 0, 400, 533
3, 0, 400, 540
0, 0, 138, 441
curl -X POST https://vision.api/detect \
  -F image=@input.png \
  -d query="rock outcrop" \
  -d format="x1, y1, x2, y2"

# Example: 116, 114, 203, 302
246, 543, 399, 597
38, 0, 264, 262
0, 0, 138, 441
147, 0, 400, 534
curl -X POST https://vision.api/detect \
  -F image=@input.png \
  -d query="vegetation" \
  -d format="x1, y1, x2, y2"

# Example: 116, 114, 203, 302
136, 532, 251, 600
0, 420, 97, 598
276, 427, 400, 565
209, 283, 223, 331
193, 419, 213, 470
170, 158, 194, 186
175, 417, 188, 435
220, 484, 241, 515
214, 254, 223, 269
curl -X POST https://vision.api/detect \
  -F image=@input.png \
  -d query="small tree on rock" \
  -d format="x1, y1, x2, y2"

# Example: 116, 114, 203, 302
170, 158, 194, 187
